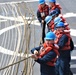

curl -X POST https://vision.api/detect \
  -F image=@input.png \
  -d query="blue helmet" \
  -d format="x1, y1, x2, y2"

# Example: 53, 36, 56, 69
49, 10, 58, 17
45, 16, 52, 24
54, 17, 62, 25
39, 0, 45, 4
56, 22, 65, 28
49, 0, 56, 2
45, 31, 56, 40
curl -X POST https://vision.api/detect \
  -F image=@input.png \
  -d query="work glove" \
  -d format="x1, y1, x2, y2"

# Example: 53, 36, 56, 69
31, 54, 38, 60
41, 20, 44, 24
41, 12, 45, 17
34, 50, 39, 55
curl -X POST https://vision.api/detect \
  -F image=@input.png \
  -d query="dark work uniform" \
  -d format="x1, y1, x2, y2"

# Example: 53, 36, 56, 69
37, 4, 49, 43
31, 46, 57, 75
55, 34, 73, 75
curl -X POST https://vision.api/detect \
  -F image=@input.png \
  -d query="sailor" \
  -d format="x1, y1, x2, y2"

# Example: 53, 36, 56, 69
54, 16, 70, 30
45, 15, 54, 32
49, 0, 61, 14
55, 22, 73, 75
31, 31, 59, 75
37, 0, 49, 43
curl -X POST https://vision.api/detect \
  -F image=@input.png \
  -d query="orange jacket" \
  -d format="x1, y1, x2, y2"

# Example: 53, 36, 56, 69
59, 14, 70, 30
59, 14, 66, 22
38, 4, 49, 20
50, 4, 61, 13
55, 30, 71, 50
48, 20, 55, 32
39, 43, 59, 66
64, 23, 70, 30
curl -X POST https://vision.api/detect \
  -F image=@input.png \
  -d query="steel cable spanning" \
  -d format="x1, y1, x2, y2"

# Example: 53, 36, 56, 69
0, 1, 36, 75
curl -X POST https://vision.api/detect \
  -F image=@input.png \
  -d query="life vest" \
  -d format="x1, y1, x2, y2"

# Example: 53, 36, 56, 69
50, 4, 62, 13
58, 21, 70, 30
38, 4, 49, 20
48, 20, 55, 32
55, 30, 71, 50
59, 14, 66, 22
39, 43, 59, 66
59, 14, 70, 30
64, 22, 70, 30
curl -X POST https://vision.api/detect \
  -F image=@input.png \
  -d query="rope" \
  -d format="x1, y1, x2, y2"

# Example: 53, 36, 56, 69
0, 55, 32, 71
0, 1, 36, 75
